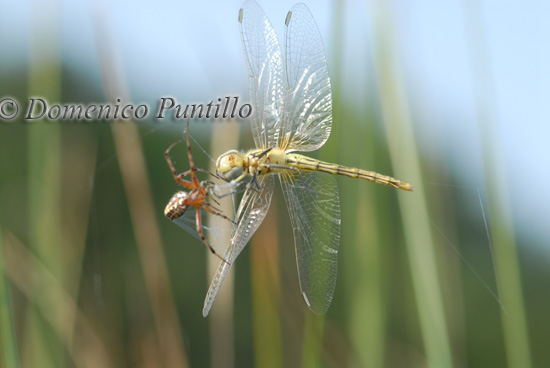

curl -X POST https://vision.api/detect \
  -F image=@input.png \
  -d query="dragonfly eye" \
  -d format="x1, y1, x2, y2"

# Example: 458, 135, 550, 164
164, 191, 189, 220
216, 150, 245, 182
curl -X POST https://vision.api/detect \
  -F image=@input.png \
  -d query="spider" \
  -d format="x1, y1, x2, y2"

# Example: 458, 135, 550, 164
164, 120, 233, 264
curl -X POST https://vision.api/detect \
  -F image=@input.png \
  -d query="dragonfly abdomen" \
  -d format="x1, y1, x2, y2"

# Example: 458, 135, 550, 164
288, 154, 413, 191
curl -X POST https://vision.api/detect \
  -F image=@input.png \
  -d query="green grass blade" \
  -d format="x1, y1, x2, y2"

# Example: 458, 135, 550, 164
207, 122, 241, 368
343, 110, 387, 367
0, 228, 20, 368
370, 3, 454, 367
462, 3, 533, 367
251, 205, 283, 368
300, 314, 325, 368
26, 2, 62, 366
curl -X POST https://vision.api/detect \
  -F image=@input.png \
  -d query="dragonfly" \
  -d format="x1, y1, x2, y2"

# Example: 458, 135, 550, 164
203, 0, 412, 317
164, 120, 235, 264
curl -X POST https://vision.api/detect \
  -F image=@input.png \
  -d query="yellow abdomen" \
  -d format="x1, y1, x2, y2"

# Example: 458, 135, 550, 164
244, 148, 413, 191
285, 153, 413, 191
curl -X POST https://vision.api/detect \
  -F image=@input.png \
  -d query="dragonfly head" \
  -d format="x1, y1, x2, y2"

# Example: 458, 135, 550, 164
164, 191, 189, 220
216, 150, 246, 182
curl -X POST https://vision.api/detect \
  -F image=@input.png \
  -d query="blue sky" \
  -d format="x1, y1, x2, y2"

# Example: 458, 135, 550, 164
1, 0, 548, 246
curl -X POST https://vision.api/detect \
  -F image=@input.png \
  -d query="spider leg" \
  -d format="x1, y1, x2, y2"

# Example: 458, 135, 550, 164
185, 119, 202, 188
208, 171, 226, 181
176, 168, 218, 181
165, 139, 194, 190
205, 191, 222, 207
195, 206, 229, 265
202, 201, 223, 213
202, 202, 236, 225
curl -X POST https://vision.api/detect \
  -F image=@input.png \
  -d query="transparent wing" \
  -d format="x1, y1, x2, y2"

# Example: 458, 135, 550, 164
279, 171, 341, 314
171, 206, 235, 254
239, 0, 284, 149
280, 3, 332, 152
203, 175, 274, 316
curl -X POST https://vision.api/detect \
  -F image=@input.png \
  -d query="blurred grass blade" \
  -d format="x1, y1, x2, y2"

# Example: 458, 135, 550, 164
301, 314, 325, 368
369, 2, 454, 367
251, 204, 283, 368
462, 3, 533, 367
0, 227, 20, 368
207, 121, 241, 368
345, 120, 386, 367
91, 5, 188, 367
3, 231, 112, 368
60, 128, 98, 354
328, 0, 345, 153
330, 1, 387, 365
26, 0, 62, 366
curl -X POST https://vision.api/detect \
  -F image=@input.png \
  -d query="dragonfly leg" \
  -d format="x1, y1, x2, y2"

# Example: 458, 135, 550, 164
246, 172, 262, 193
251, 147, 273, 159
210, 180, 248, 198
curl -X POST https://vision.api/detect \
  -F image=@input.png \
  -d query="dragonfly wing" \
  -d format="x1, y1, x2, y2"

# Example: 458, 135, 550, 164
239, 0, 284, 149
279, 171, 341, 314
281, 3, 332, 152
203, 175, 275, 317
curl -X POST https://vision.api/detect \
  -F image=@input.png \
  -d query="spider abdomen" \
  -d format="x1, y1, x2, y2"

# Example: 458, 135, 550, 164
164, 191, 190, 220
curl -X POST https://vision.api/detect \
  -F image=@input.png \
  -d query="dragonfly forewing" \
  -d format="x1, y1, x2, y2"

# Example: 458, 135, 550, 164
239, 0, 284, 149
282, 3, 332, 152
203, 175, 275, 317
